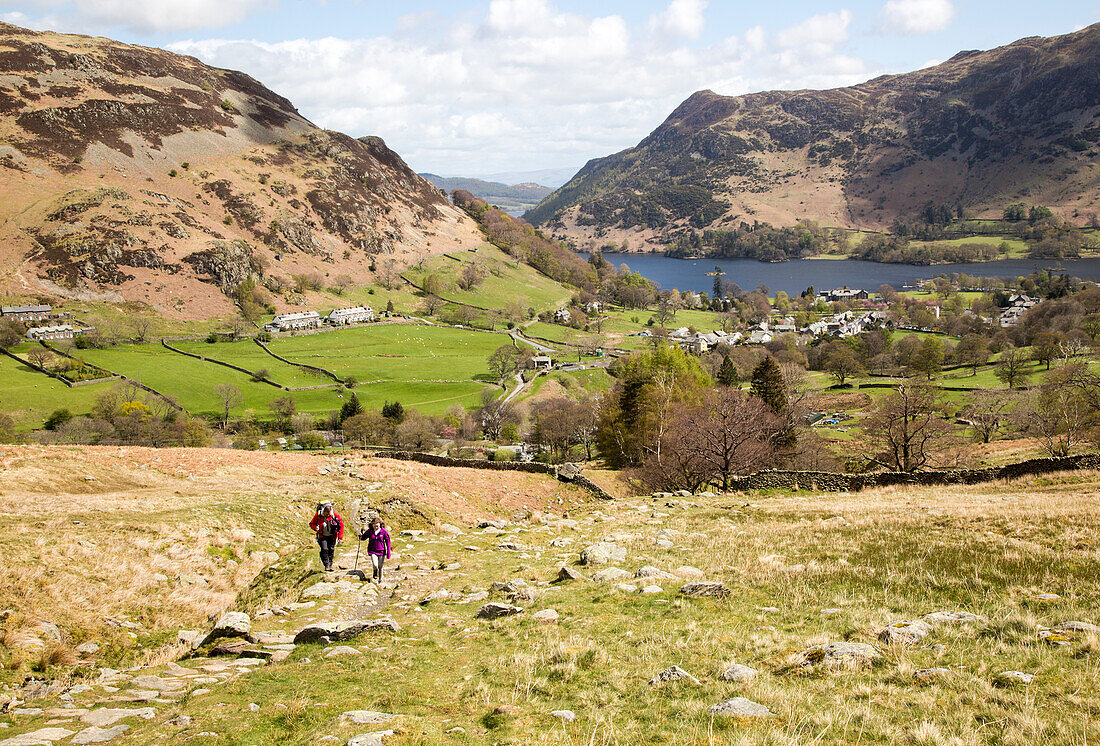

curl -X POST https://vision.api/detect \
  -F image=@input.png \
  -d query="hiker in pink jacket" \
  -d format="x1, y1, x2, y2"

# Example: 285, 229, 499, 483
359, 517, 391, 583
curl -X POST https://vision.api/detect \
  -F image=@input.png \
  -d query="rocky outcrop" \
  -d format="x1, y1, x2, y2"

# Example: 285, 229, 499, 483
182, 241, 255, 293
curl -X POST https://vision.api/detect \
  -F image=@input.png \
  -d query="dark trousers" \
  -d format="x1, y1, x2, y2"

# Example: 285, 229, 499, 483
317, 536, 336, 570
370, 553, 385, 582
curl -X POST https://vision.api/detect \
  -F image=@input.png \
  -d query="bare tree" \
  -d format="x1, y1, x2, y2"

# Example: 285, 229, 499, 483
487, 344, 520, 383
27, 348, 53, 371
131, 316, 156, 343
1021, 364, 1098, 456
477, 390, 517, 441
213, 383, 243, 429
963, 390, 1015, 444
995, 346, 1029, 388
864, 382, 951, 471
693, 388, 781, 490
423, 294, 444, 316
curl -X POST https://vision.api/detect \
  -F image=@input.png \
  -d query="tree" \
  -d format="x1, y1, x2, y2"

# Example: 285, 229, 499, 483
0, 320, 22, 350
213, 383, 242, 429
342, 411, 390, 447
394, 411, 439, 451
339, 392, 363, 423
864, 382, 950, 471
27, 348, 53, 371
911, 337, 945, 380
717, 355, 739, 387
955, 333, 989, 375
750, 356, 786, 412
1081, 312, 1100, 341
457, 262, 486, 291
821, 343, 862, 385
477, 390, 517, 441
995, 346, 1028, 388
487, 344, 520, 383
269, 396, 296, 431
44, 408, 73, 431
1021, 364, 1099, 457
963, 390, 1014, 444
1030, 332, 1060, 370
381, 401, 405, 422
423, 294, 444, 316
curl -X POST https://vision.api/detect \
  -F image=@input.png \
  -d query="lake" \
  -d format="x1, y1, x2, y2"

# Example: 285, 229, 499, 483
581, 253, 1100, 296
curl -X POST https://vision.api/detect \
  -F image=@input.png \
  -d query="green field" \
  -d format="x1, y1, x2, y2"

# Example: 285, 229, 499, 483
0, 355, 115, 430
405, 243, 573, 312
173, 340, 330, 389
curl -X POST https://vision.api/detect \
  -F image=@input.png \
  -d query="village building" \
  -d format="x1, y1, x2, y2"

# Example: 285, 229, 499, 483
748, 330, 773, 345
326, 306, 374, 325
998, 294, 1039, 327
2, 304, 51, 322
773, 316, 797, 333
583, 301, 602, 314
530, 355, 553, 369
820, 287, 869, 303
26, 324, 80, 341
264, 311, 321, 332
553, 308, 571, 323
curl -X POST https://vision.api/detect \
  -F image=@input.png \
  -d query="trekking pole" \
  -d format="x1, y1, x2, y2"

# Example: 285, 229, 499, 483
353, 533, 362, 572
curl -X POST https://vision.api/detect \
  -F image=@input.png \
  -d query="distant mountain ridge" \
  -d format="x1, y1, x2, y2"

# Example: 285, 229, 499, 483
527, 24, 1100, 249
0, 23, 480, 318
419, 173, 551, 216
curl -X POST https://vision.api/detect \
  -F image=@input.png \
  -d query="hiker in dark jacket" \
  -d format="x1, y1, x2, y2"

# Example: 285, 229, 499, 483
359, 517, 391, 583
309, 503, 344, 572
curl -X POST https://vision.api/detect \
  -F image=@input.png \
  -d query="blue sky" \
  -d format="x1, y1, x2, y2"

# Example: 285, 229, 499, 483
2, 1, 1097, 180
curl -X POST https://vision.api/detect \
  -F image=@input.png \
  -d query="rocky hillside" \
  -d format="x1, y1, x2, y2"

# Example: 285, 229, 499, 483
528, 24, 1100, 248
0, 24, 481, 318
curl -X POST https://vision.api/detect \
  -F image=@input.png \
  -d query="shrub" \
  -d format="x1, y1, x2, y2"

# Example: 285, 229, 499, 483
44, 408, 73, 431
220, 98, 233, 111
297, 431, 328, 450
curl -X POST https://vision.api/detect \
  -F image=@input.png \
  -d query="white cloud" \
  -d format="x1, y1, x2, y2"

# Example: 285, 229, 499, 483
8, 0, 270, 33
165, 3, 876, 175
879, 0, 956, 35
649, 0, 707, 41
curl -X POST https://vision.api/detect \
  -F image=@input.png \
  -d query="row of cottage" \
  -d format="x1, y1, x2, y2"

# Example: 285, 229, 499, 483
262, 306, 375, 332
2, 304, 90, 341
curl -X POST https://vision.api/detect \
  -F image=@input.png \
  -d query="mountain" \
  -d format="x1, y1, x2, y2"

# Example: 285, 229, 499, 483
527, 24, 1100, 250
0, 23, 480, 318
419, 173, 551, 216
482, 167, 579, 189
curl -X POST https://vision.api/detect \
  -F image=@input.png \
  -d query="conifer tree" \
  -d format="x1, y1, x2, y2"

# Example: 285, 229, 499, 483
750, 356, 786, 414
717, 355, 739, 387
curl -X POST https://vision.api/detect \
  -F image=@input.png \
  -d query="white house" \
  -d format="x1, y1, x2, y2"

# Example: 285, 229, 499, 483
265, 311, 321, 332
26, 324, 79, 341
553, 308, 571, 323
748, 330, 773, 345
326, 306, 374, 325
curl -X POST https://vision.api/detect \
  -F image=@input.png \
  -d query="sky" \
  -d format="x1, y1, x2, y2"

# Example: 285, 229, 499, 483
1, 1, 1097, 181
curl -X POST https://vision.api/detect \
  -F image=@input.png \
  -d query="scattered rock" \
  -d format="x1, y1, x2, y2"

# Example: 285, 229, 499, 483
635, 566, 677, 580
75, 642, 100, 656
920, 611, 988, 628
648, 665, 701, 686
476, 603, 523, 620
203, 612, 251, 645
679, 582, 730, 599
718, 664, 757, 682
550, 710, 575, 722
821, 609, 843, 616
1036, 593, 1061, 601
639, 585, 663, 594
176, 630, 203, 649
439, 524, 464, 535
347, 731, 395, 746
324, 646, 362, 658
80, 709, 156, 728
878, 620, 932, 646
793, 642, 882, 669
340, 711, 400, 725
1056, 620, 1100, 635
293, 618, 400, 644
592, 568, 632, 583
556, 566, 584, 582
580, 543, 627, 565
994, 670, 1034, 686
913, 668, 952, 682
0, 727, 75, 745
708, 698, 773, 718
70, 725, 129, 744
532, 609, 559, 624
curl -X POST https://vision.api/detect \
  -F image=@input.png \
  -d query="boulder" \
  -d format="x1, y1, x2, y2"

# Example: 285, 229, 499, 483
340, 711, 400, 725
672, 566, 705, 580
648, 665, 701, 686
70, 726, 129, 744
592, 568, 632, 583
635, 566, 677, 580
794, 642, 882, 669
550, 710, 576, 722
1056, 620, 1100, 635
878, 620, 932, 646
718, 663, 757, 682
556, 566, 584, 582
639, 585, 663, 594
202, 612, 251, 645
439, 524, 464, 535
679, 582, 730, 599
80, 708, 156, 728
580, 542, 627, 565
476, 603, 523, 620
920, 611, 988, 628
293, 618, 400, 644
708, 698, 773, 718
913, 667, 952, 682
324, 646, 362, 658
0, 728, 75, 745
532, 609, 560, 624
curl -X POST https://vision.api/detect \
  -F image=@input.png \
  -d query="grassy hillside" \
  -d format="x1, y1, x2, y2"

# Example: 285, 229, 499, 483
1, 446, 1097, 744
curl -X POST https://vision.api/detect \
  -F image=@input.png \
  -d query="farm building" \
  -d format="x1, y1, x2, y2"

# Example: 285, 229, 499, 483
2, 304, 51, 322
327, 306, 374, 325
265, 311, 322, 332
553, 308, 571, 323
530, 355, 553, 369
26, 324, 80, 341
